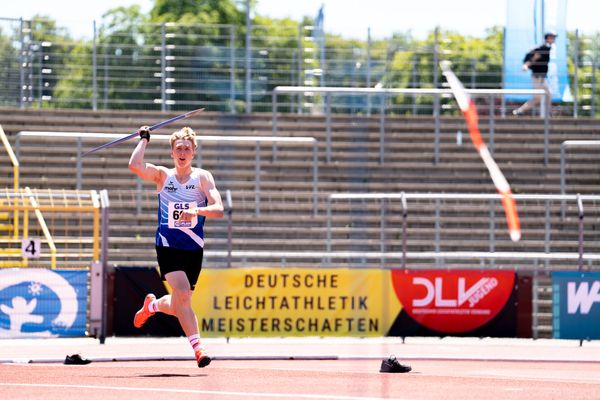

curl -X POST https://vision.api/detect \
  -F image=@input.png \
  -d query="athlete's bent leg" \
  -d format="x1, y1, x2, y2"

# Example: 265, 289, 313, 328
164, 271, 198, 335
164, 271, 210, 367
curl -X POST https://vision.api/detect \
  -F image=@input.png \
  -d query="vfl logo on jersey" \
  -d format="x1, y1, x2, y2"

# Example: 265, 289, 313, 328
185, 184, 195, 190
165, 181, 177, 193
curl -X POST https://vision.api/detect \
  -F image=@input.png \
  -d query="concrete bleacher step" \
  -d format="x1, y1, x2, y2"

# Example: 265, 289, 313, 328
3, 108, 600, 278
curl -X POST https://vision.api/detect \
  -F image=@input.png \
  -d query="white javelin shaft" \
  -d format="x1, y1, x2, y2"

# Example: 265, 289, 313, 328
440, 61, 521, 242
479, 146, 511, 193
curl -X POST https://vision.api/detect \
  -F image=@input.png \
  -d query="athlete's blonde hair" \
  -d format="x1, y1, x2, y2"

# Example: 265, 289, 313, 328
169, 127, 197, 149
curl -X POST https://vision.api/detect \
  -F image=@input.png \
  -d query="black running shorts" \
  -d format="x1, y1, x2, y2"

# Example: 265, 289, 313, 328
155, 246, 204, 290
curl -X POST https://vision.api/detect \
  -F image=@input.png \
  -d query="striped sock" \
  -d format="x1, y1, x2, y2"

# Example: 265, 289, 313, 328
188, 334, 202, 352
148, 300, 159, 313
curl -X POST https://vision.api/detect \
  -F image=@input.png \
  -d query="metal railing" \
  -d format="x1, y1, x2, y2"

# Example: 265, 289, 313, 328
326, 192, 600, 269
272, 86, 550, 165
0, 124, 19, 239
0, 188, 102, 268
22, 187, 57, 268
559, 140, 600, 218
15, 131, 319, 215
203, 248, 600, 268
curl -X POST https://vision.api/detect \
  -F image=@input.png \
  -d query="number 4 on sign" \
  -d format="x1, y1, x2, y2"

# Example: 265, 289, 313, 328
22, 238, 41, 258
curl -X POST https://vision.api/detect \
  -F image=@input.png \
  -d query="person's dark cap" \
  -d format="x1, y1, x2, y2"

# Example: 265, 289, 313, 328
545, 32, 558, 39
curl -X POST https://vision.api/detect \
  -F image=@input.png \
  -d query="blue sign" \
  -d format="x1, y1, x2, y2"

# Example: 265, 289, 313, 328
552, 271, 600, 339
0, 268, 88, 338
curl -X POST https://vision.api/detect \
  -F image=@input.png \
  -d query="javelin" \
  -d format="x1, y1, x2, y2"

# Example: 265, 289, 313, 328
82, 108, 205, 156
440, 61, 521, 242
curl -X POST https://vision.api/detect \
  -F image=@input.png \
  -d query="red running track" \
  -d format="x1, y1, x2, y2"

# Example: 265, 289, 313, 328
1, 358, 600, 400
2, 337, 600, 399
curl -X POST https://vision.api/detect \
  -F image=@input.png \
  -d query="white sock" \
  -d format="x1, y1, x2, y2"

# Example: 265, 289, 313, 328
148, 300, 159, 313
188, 334, 202, 352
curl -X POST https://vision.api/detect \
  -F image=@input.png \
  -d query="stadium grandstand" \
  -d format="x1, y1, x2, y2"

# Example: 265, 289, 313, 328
1, 1, 599, 346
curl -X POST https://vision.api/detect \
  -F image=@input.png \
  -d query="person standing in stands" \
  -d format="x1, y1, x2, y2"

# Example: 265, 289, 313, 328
513, 32, 556, 116
128, 125, 224, 368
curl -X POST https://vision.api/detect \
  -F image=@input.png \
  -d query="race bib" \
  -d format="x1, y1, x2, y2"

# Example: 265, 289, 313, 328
168, 201, 198, 229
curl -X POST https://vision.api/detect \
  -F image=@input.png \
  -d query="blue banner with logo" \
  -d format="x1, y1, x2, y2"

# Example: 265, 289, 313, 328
504, 0, 571, 102
552, 271, 600, 339
0, 269, 88, 338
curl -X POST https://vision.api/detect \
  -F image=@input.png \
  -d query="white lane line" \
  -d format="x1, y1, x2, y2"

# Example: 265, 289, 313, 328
2, 361, 386, 375
0, 383, 408, 400
467, 369, 600, 384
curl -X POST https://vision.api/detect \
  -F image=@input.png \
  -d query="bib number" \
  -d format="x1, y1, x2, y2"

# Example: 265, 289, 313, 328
168, 201, 197, 229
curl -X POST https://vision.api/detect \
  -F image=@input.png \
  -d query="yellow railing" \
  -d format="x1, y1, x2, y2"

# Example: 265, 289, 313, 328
0, 124, 19, 239
0, 126, 101, 268
0, 188, 101, 269
24, 187, 57, 268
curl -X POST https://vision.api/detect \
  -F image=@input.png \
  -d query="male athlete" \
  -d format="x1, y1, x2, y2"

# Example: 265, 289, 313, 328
128, 126, 224, 368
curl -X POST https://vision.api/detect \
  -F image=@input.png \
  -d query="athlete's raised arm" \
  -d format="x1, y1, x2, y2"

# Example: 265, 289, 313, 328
128, 125, 166, 189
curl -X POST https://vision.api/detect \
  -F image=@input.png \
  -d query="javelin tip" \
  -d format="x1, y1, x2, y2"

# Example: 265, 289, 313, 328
186, 108, 205, 117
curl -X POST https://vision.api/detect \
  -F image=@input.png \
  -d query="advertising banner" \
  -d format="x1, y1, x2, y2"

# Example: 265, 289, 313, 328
193, 268, 401, 337
0, 268, 88, 338
112, 266, 184, 336
503, 0, 571, 102
552, 271, 600, 339
388, 270, 518, 336
112, 267, 521, 338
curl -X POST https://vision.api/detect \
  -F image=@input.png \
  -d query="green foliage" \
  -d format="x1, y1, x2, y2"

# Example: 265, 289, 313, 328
95, 6, 154, 110
52, 42, 94, 108
20, 16, 76, 108
376, 27, 505, 114
100, 5, 148, 41
0, 2, 596, 114
28, 17, 72, 43
150, 0, 244, 25
0, 27, 19, 106
573, 31, 600, 116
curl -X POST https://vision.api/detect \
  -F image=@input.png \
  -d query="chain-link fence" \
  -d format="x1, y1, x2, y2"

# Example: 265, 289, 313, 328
1, 17, 599, 116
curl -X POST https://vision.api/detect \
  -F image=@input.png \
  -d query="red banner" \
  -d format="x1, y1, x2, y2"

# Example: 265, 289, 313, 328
391, 270, 515, 333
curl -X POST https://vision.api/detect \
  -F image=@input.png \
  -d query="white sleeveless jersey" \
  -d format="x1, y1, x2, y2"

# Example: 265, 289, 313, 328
155, 168, 207, 250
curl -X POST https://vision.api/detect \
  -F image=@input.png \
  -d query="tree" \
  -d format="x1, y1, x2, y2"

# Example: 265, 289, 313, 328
146, 1, 246, 111
52, 6, 153, 109
150, 0, 244, 26
19, 16, 74, 108
0, 26, 20, 106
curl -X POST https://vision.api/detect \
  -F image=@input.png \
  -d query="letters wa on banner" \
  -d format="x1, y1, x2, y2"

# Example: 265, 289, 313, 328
552, 272, 600, 339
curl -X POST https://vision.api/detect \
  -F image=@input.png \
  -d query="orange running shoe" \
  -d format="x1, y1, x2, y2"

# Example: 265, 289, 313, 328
133, 293, 156, 328
195, 348, 211, 368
